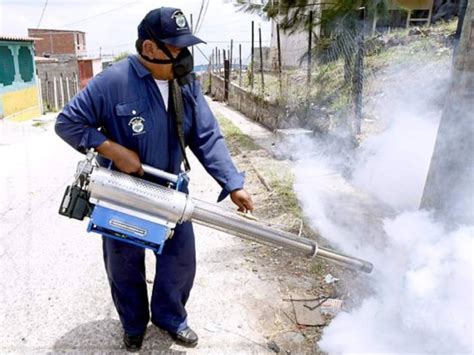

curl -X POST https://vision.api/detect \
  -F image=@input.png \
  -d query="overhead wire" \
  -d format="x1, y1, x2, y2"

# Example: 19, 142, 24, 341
36, 0, 49, 28
194, 45, 209, 62
194, 0, 209, 34
59, 0, 139, 28
193, 0, 205, 35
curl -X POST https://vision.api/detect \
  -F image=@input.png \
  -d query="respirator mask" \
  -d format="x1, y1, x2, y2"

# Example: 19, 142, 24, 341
141, 20, 195, 86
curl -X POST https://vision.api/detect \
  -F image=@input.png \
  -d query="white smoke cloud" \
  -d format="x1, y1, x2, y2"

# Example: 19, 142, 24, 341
351, 113, 438, 211
319, 212, 473, 353
291, 59, 473, 353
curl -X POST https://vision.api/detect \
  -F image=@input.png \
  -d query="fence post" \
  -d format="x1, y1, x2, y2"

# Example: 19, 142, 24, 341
53, 76, 58, 111
219, 49, 222, 76
67, 77, 71, 101
307, 10, 313, 87
36, 76, 44, 115
230, 39, 233, 74
239, 43, 242, 87
250, 20, 254, 91
59, 74, 65, 109
44, 73, 50, 111
277, 23, 283, 97
73, 72, 79, 94
353, 32, 364, 136
259, 26, 264, 95
224, 59, 230, 102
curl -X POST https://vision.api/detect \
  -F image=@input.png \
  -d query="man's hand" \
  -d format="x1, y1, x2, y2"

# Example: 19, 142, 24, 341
96, 140, 144, 176
230, 189, 254, 212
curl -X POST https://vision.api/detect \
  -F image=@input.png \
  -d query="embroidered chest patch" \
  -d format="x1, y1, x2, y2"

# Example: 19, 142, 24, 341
128, 116, 146, 135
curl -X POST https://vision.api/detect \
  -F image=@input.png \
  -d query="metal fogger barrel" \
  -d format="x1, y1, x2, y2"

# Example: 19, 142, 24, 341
87, 166, 373, 273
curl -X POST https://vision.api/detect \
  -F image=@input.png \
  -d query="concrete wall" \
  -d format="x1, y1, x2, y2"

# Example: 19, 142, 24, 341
204, 73, 329, 132
269, 8, 321, 69
36, 58, 79, 82
0, 40, 40, 121
207, 73, 286, 130
35, 59, 80, 111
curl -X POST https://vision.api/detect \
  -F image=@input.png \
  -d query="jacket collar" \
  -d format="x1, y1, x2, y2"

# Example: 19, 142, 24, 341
129, 55, 152, 79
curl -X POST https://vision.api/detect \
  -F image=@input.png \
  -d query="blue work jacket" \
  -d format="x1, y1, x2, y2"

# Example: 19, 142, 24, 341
55, 55, 244, 201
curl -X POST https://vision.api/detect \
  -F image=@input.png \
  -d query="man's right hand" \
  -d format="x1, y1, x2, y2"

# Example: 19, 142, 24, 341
96, 140, 144, 176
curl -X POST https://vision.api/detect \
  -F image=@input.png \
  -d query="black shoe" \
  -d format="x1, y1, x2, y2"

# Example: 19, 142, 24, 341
168, 326, 198, 347
123, 332, 145, 352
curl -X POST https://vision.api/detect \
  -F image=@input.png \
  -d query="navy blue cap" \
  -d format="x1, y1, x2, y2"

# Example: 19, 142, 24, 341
138, 7, 206, 48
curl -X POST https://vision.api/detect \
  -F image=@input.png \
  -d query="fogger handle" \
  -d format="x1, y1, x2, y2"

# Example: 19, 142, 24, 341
142, 165, 178, 184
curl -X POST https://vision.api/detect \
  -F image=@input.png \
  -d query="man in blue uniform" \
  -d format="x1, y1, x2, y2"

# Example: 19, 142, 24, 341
55, 7, 253, 352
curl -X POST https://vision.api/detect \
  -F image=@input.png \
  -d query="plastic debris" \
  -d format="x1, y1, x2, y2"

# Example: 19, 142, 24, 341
324, 273, 339, 284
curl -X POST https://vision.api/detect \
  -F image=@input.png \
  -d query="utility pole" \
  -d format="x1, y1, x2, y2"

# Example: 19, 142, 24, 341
420, 0, 474, 226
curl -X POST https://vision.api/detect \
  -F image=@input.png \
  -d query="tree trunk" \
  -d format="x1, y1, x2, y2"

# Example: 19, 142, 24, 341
420, 0, 474, 226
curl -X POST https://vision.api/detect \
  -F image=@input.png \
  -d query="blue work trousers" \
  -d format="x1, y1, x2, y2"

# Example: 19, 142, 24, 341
102, 221, 196, 335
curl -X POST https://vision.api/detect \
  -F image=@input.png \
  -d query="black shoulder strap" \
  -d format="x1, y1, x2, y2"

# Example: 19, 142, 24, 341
170, 78, 191, 172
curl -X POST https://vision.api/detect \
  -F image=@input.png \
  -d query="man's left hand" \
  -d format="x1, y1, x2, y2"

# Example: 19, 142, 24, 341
230, 189, 254, 212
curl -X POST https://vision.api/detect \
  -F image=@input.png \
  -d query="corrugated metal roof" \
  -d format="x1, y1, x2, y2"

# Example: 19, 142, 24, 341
0, 35, 41, 42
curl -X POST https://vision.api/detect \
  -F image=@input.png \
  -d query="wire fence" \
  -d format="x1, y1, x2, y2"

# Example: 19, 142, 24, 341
206, 16, 381, 136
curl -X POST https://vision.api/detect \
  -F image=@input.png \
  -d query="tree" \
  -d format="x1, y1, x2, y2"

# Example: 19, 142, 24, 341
420, 0, 473, 226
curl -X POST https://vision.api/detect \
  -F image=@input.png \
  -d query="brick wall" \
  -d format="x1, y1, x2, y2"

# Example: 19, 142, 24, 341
28, 29, 85, 57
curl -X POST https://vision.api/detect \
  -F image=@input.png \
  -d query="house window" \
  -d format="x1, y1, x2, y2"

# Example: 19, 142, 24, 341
0, 45, 15, 86
18, 46, 34, 82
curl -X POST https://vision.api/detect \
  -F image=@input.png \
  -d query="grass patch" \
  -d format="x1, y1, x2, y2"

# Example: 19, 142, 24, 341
215, 111, 303, 221
215, 113, 261, 152
269, 173, 302, 220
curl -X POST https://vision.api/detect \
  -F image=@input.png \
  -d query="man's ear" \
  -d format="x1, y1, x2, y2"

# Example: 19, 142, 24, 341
142, 39, 155, 57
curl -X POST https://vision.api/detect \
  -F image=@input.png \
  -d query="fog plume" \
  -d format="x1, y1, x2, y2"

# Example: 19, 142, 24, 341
291, 61, 473, 353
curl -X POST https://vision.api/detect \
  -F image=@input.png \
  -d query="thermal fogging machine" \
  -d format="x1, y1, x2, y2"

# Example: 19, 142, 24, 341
59, 151, 373, 273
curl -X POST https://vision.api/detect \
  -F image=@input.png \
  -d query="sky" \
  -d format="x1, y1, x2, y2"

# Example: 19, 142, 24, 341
0, 0, 271, 65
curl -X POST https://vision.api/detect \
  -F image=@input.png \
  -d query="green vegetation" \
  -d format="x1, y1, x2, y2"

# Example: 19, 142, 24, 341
234, 19, 457, 118
216, 112, 304, 224
113, 51, 132, 62
215, 113, 261, 152
268, 172, 302, 219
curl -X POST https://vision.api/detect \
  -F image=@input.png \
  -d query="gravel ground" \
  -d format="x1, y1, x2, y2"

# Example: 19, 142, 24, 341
0, 108, 307, 354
